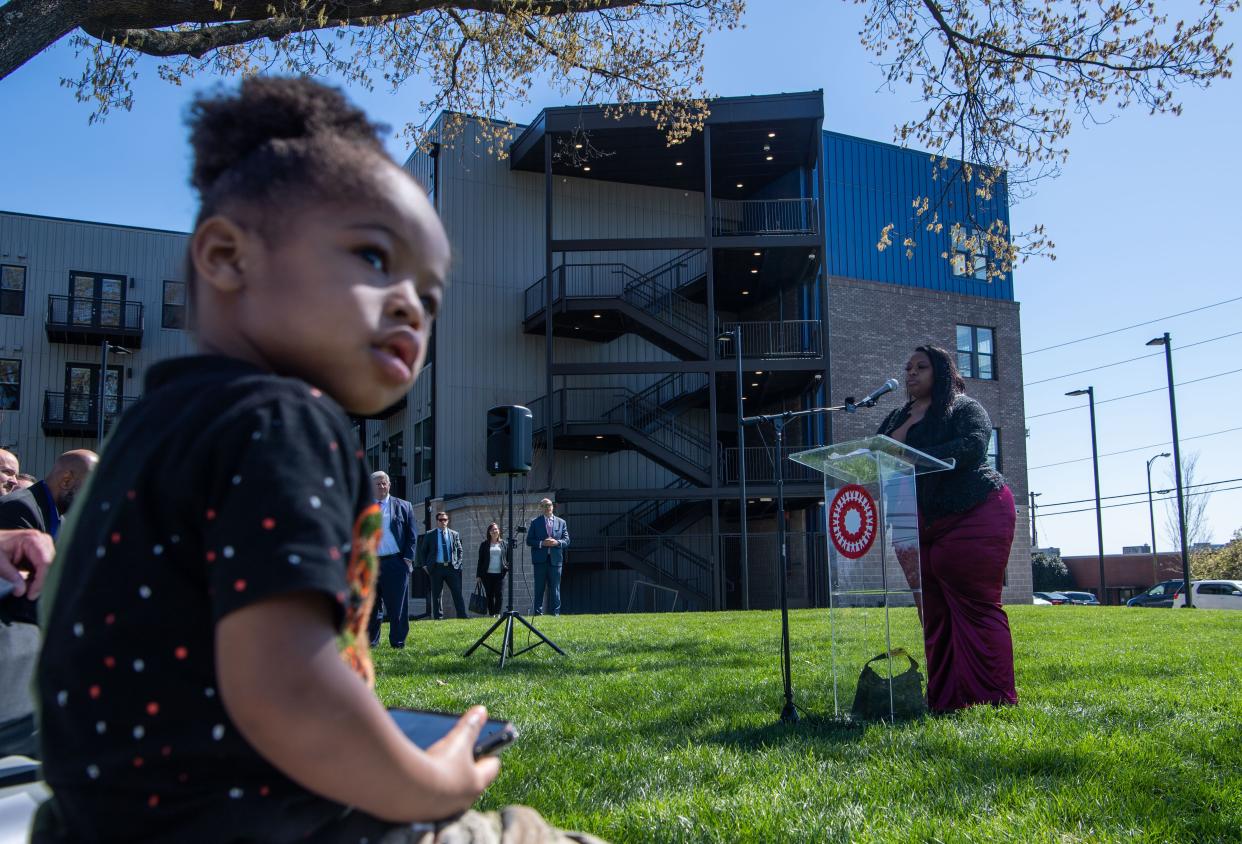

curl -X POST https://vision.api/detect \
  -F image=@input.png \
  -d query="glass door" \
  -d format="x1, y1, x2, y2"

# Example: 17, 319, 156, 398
64, 364, 122, 425
69, 273, 126, 328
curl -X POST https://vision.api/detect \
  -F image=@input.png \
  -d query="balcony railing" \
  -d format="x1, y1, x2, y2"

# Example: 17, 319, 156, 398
718, 320, 823, 359
720, 446, 822, 484
42, 391, 138, 436
46, 295, 144, 346
711, 198, 818, 236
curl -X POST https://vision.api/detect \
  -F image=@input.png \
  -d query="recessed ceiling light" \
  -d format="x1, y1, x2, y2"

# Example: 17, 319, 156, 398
753, 251, 761, 256
808, 253, 817, 259
583, 166, 591, 171
765, 155, 773, 161
574, 326, 580, 330
768, 132, 776, 138
750, 268, 759, 274
593, 313, 602, 318
595, 435, 604, 440
675, 161, 683, 166
763, 144, 770, 152
574, 143, 583, 149
754, 371, 763, 375
751, 383, 759, 387
741, 290, 749, 295
736, 182, 744, 188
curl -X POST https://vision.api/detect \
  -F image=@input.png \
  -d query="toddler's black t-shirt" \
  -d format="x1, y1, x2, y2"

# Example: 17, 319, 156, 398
37, 356, 383, 842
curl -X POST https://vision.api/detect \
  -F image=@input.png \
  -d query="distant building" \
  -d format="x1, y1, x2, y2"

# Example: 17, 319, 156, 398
1122, 544, 1151, 555
1, 89, 1034, 614
1062, 552, 1183, 605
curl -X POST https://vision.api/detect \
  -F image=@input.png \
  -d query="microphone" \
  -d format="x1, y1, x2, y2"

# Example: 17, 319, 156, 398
848, 378, 899, 411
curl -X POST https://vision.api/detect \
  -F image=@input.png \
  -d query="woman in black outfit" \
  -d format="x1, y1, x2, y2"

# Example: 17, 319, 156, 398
475, 522, 508, 616
876, 344, 1018, 712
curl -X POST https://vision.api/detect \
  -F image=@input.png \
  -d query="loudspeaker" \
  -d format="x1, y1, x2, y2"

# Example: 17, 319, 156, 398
486, 405, 532, 475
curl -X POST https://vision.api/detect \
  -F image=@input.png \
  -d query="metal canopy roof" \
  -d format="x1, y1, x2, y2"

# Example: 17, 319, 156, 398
509, 91, 824, 194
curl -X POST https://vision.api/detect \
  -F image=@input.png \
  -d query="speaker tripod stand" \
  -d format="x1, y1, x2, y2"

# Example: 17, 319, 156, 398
464, 473, 565, 667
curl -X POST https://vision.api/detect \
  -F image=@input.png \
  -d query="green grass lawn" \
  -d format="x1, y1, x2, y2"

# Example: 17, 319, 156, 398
373, 607, 1241, 843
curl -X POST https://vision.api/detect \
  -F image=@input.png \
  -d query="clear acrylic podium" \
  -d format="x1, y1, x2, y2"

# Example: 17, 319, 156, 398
791, 435, 954, 721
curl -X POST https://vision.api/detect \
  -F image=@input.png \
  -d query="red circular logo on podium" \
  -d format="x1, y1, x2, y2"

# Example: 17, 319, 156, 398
828, 484, 878, 559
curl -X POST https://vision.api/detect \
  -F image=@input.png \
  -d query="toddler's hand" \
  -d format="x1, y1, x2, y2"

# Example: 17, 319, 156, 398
425, 706, 500, 814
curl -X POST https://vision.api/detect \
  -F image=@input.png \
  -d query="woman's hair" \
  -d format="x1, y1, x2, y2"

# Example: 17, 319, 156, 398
486, 522, 501, 539
913, 344, 965, 417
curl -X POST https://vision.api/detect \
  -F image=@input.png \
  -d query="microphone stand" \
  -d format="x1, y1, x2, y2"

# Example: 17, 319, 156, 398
742, 397, 885, 724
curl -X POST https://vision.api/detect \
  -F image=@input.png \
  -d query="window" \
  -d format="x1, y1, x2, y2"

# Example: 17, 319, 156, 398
162, 281, 187, 329
951, 227, 989, 280
0, 359, 20, 410
1, 265, 25, 316
986, 428, 1001, 471
387, 432, 406, 498
412, 418, 433, 485
956, 324, 996, 380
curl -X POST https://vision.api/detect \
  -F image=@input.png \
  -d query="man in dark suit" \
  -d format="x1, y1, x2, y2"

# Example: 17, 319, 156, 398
417, 510, 465, 619
366, 471, 418, 649
0, 448, 96, 756
526, 498, 570, 616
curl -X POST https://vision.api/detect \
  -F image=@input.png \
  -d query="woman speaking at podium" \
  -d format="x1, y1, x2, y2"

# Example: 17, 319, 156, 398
877, 344, 1018, 712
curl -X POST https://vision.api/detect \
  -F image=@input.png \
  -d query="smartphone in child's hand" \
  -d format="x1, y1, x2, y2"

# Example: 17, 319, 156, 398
388, 708, 517, 758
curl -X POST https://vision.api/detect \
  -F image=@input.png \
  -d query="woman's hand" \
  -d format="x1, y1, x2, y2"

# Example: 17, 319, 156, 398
424, 706, 501, 814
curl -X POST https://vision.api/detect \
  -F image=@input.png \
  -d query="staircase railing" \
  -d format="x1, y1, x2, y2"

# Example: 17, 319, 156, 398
523, 251, 712, 345
601, 479, 695, 538
531, 388, 711, 473
721, 445, 822, 483
631, 372, 709, 410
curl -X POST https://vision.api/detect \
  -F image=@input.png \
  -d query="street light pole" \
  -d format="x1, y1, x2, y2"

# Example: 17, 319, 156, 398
1147, 333, 1192, 607
1028, 490, 1041, 550
1066, 387, 1105, 602
718, 327, 749, 610
1145, 452, 1170, 588
97, 341, 131, 447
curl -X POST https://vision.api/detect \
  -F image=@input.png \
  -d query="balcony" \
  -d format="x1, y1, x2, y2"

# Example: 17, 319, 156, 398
45, 295, 144, 348
718, 320, 823, 359
720, 446, 822, 484
42, 391, 138, 438
712, 198, 818, 237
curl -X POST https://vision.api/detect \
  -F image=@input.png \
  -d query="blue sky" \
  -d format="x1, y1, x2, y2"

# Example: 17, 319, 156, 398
2, 1, 1238, 556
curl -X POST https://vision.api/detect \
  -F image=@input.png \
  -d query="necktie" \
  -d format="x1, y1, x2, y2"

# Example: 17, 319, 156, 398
441, 530, 449, 563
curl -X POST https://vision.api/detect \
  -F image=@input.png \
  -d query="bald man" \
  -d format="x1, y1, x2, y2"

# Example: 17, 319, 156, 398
0, 451, 96, 756
0, 449, 18, 496
0, 449, 99, 539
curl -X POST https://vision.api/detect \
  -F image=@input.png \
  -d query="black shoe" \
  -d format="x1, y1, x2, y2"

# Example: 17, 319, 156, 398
391, 643, 405, 649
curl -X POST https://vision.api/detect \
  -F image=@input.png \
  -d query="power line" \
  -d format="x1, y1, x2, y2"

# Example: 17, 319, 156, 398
1034, 476, 1242, 510
1026, 367, 1242, 420
1035, 483, 1242, 519
1028, 425, 1242, 471
1022, 330, 1242, 387
1023, 295, 1242, 356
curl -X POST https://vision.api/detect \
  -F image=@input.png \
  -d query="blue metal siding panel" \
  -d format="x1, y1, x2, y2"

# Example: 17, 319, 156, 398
822, 132, 1013, 301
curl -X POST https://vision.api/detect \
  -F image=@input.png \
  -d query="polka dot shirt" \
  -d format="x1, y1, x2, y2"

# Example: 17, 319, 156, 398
37, 356, 383, 842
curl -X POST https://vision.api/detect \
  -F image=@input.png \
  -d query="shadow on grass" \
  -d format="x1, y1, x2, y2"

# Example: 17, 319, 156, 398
705, 711, 870, 750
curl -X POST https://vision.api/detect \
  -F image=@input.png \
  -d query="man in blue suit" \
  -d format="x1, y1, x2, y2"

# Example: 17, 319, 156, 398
526, 498, 570, 616
367, 471, 418, 648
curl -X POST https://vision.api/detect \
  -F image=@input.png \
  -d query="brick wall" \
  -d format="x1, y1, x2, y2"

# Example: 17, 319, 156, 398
825, 276, 1033, 603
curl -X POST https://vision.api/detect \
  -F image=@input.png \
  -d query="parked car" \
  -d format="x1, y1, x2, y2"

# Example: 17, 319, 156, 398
1059, 590, 1100, 605
1032, 591, 1070, 605
1172, 580, 1242, 610
1126, 579, 1183, 608
1032, 595, 1052, 605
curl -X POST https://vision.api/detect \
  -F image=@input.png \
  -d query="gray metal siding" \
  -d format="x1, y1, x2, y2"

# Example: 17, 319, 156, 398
0, 213, 195, 475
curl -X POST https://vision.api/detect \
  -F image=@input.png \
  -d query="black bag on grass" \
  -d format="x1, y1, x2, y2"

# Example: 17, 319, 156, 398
850, 648, 926, 721
468, 583, 488, 616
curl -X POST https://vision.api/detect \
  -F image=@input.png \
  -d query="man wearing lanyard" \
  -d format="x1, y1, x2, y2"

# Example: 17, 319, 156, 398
418, 510, 465, 619
0, 448, 97, 756
366, 471, 418, 649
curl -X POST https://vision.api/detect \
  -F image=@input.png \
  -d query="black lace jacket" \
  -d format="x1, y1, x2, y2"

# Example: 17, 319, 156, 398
876, 394, 1005, 523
